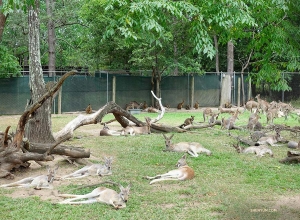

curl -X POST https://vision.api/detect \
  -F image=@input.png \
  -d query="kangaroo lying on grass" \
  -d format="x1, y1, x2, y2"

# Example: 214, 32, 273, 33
100, 124, 121, 136
121, 117, 151, 136
144, 154, 195, 185
163, 134, 211, 157
256, 130, 283, 146
0, 165, 58, 190
61, 157, 113, 179
59, 182, 131, 208
233, 143, 273, 157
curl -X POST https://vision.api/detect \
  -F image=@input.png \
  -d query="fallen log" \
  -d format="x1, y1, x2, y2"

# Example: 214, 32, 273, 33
279, 150, 300, 163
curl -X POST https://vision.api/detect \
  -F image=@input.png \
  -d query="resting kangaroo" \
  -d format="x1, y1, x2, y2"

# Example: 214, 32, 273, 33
145, 154, 195, 184
256, 130, 283, 146
0, 165, 58, 190
100, 124, 121, 136
163, 134, 211, 157
59, 182, 131, 208
233, 143, 273, 157
121, 117, 151, 136
61, 157, 113, 179
179, 116, 195, 128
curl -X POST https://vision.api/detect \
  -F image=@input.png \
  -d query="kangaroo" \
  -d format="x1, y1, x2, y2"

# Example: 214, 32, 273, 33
247, 111, 261, 131
244, 100, 259, 112
0, 165, 58, 190
256, 130, 283, 146
179, 116, 195, 128
177, 100, 184, 110
233, 143, 273, 157
61, 157, 113, 179
121, 117, 151, 136
142, 101, 148, 110
250, 131, 266, 142
278, 101, 294, 120
266, 107, 284, 124
85, 104, 92, 114
185, 104, 191, 110
59, 183, 131, 208
208, 113, 219, 125
255, 94, 270, 114
163, 134, 211, 157
203, 108, 213, 122
125, 101, 143, 111
144, 154, 195, 185
100, 124, 121, 136
221, 109, 239, 130
194, 101, 199, 109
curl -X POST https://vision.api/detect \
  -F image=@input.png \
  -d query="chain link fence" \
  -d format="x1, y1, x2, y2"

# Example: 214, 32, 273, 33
1, 71, 298, 115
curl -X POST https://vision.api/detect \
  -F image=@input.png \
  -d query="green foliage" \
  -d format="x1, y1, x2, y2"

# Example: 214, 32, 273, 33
0, 45, 21, 77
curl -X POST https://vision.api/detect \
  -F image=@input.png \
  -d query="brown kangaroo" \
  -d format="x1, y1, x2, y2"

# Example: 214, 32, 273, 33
177, 100, 185, 109
144, 154, 195, 185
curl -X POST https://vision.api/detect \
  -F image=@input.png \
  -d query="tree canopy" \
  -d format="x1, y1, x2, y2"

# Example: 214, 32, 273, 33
0, 0, 299, 91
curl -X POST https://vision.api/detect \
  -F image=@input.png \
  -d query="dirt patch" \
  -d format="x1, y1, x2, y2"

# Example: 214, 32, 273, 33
0, 156, 108, 203
274, 195, 300, 210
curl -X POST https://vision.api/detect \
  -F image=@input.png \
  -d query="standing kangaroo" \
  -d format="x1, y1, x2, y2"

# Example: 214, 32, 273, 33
121, 117, 151, 136
144, 154, 195, 184
194, 101, 199, 109
255, 94, 270, 114
177, 100, 185, 109
203, 108, 213, 122
59, 182, 131, 208
61, 157, 113, 179
163, 134, 211, 156
0, 165, 58, 190
244, 100, 259, 112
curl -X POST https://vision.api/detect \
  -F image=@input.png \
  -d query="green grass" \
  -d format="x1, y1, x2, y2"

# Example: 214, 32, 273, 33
1, 110, 300, 220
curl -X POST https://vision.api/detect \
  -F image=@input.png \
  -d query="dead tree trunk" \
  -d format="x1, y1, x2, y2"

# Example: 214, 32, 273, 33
0, 70, 77, 178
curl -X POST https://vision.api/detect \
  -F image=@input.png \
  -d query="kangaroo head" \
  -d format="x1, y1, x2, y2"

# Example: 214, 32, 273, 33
176, 154, 188, 167
163, 134, 174, 150
47, 165, 59, 183
119, 183, 131, 203
104, 156, 113, 170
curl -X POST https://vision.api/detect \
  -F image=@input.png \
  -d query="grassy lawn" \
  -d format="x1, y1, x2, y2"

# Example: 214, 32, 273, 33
0, 109, 300, 220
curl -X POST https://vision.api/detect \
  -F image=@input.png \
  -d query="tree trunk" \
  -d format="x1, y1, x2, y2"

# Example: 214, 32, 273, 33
220, 40, 234, 106
46, 0, 56, 77
214, 35, 220, 73
26, 1, 55, 144
0, 0, 8, 41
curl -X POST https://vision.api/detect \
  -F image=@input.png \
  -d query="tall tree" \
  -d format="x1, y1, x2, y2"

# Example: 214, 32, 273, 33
26, 0, 55, 143
46, 0, 56, 77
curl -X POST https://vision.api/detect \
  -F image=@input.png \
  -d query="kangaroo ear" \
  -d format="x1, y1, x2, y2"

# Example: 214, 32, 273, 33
162, 133, 167, 139
170, 134, 174, 139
